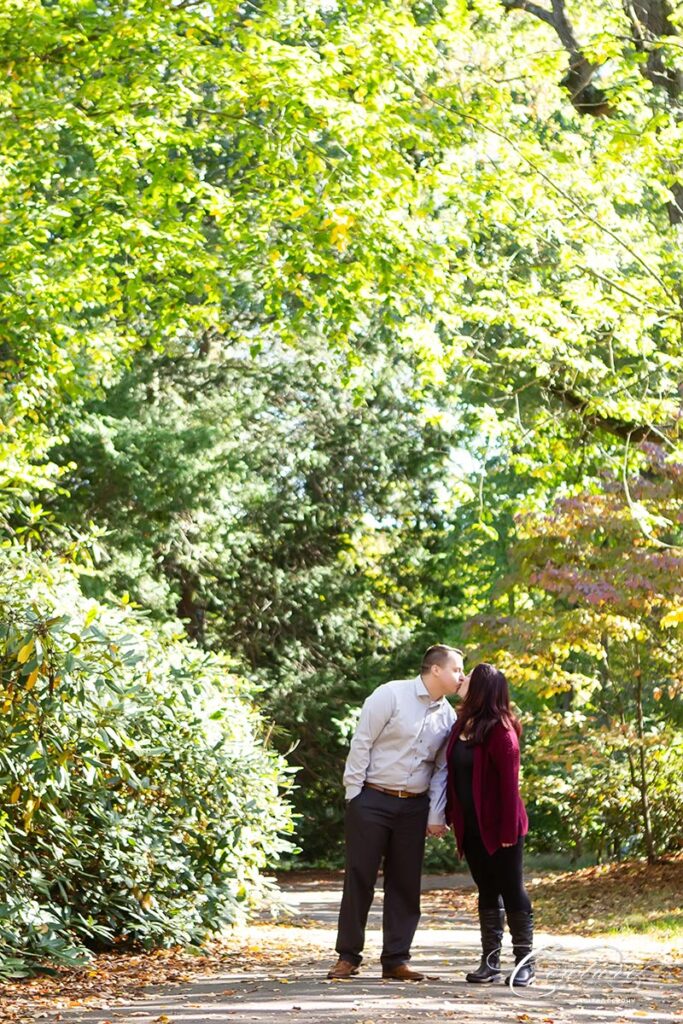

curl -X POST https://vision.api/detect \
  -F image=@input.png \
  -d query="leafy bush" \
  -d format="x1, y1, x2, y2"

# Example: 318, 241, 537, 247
0, 548, 295, 978
521, 711, 683, 862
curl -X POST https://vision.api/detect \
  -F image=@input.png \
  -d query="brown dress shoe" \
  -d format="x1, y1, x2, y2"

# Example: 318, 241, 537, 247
327, 958, 360, 979
381, 964, 425, 981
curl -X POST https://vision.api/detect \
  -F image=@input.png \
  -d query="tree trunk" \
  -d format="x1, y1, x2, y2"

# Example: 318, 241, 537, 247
177, 571, 206, 647
634, 666, 657, 863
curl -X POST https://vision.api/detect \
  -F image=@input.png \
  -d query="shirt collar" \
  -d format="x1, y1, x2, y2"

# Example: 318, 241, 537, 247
415, 674, 444, 704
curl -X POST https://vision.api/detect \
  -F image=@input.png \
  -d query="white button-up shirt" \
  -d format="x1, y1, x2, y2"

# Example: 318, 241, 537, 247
343, 676, 457, 825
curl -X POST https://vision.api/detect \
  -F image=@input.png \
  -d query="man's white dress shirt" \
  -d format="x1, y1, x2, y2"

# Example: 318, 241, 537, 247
343, 676, 457, 826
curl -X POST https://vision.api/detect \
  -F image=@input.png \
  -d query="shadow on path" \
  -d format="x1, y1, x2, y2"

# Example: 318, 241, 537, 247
48, 873, 683, 1024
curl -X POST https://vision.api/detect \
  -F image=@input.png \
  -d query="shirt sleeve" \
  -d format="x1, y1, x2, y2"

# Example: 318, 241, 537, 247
488, 726, 521, 844
343, 685, 394, 801
427, 706, 457, 825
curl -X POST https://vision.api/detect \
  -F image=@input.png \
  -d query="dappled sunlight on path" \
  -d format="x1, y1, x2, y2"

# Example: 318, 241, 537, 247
15, 873, 683, 1024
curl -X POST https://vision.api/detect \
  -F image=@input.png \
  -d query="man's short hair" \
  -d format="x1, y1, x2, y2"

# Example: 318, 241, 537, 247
421, 644, 463, 674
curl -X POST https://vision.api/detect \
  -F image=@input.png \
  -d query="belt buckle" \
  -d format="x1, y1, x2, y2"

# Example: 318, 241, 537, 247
397, 789, 408, 798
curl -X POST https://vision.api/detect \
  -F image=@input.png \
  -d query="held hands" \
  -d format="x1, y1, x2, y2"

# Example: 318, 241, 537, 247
426, 823, 448, 838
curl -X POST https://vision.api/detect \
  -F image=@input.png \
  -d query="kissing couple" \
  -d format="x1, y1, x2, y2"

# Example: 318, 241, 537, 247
327, 644, 534, 987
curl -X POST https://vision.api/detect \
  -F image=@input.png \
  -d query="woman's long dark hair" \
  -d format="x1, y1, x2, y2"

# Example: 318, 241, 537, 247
457, 663, 521, 744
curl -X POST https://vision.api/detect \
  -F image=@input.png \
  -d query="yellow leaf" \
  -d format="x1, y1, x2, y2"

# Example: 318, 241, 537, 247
25, 667, 40, 691
9, 785, 21, 803
660, 607, 683, 628
17, 640, 34, 663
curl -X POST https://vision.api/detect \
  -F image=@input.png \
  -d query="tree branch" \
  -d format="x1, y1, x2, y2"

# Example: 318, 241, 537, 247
502, 0, 557, 30
503, 0, 683, 221
502, 0, 613, 116
624, 0, 682, 98
548, 384, 657, 442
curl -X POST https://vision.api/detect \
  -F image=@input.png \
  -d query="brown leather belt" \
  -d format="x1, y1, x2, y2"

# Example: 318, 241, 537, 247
365, 783, 428, 799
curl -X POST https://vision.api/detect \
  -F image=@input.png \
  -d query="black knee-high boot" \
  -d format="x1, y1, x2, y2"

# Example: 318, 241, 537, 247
504, 909, 535, 986
466, 905, 504, 983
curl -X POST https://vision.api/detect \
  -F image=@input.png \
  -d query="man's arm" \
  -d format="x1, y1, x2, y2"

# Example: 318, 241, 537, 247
343, 685, 394, 801
427, 741, 449, 829
427, 708, 457, 831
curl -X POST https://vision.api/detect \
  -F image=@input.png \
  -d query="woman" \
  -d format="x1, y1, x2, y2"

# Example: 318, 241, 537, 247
446, 663, 534, 986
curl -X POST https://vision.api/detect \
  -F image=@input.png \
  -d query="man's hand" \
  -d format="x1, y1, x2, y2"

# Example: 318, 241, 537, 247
426, 824, 448, 838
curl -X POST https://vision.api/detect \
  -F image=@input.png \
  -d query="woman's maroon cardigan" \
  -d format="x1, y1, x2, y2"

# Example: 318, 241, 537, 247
445, 719, 529, 856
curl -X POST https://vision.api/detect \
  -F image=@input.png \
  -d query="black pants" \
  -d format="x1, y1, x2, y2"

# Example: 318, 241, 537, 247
463, 822, 532, 914
335, 787, 430, 967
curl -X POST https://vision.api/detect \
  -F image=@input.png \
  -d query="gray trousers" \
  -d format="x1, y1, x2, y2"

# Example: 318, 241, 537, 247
334, 786, 430, 967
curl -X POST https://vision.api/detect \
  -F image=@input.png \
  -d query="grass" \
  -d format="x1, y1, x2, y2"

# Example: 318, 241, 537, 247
526, 853, 683, 945
524, 851, 599, 872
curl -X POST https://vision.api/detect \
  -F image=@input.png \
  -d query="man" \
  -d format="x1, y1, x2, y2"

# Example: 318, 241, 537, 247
327, 644, 465, 981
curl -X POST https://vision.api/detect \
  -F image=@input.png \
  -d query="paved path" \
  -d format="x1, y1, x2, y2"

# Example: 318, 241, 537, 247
49, 873, 682, 1024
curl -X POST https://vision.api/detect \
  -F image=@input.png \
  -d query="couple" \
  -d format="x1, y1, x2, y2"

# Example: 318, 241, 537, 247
327, 644, 534, 987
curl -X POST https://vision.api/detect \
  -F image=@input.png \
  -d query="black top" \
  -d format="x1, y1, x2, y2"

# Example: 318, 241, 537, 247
450, 737, 479, 833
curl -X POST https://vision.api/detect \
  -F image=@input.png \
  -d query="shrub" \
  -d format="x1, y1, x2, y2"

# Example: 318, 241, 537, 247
0, 548, 295, 978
